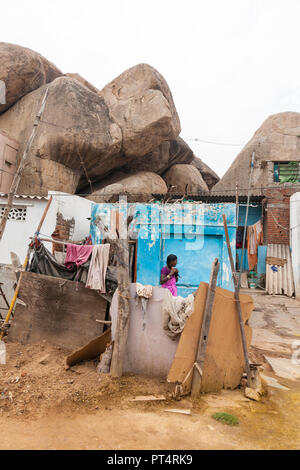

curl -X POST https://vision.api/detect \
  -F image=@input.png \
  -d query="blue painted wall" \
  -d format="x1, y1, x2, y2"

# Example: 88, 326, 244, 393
90, 202, 236, 296
238, 204, 262, 226
237, 248, 249, 271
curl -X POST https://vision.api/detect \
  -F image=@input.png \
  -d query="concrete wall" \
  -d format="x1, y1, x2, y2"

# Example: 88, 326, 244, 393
110, 284, 179, 377
290, 192, 300, 298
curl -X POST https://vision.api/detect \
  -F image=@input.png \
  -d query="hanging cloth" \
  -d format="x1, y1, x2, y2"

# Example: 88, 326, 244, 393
86, 244, 110, 293
65, 244, 93, 269
247, 220, 263, 270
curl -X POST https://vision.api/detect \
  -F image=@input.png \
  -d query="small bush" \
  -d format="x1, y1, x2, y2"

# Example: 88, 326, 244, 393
212, 412, 239, 426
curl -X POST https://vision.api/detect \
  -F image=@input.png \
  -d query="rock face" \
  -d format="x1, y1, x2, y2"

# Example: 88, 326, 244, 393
99, 64, 181, 158
213, 112, 300, 195
0, 42, 62, 114
0, 59, 181, 195
0, 77, 123, 194
64, 73, 99, 94
121, 136, 193, 175
191, 156, 219, 190
163, 164, 209, 194
87, 171, 168, 202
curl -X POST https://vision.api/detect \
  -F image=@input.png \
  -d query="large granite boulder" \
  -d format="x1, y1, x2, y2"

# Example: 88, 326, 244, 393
213, 112, 300, 195
121, 136, 193, 175
64, 73, 100, 94
0, 42, 62, 114
163, 164, 209, 194
0, 61, 181, 195
99, 63, 181, 158
191, 156, 220, 190
0, 76, 123, 194
87, 171, 168, 202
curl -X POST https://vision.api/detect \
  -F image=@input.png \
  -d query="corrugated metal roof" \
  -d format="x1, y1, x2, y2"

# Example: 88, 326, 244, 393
0, 193, 48, 200
266, 244, 295, 297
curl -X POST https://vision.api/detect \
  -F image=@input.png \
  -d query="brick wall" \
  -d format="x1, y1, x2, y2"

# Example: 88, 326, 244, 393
265, 186, 297, 244
51, 212, 75, 253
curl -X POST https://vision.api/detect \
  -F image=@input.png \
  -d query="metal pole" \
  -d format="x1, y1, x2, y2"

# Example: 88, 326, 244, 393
239, 151, 255, 288
222, 214, 252, 386
0, 87, 49, 242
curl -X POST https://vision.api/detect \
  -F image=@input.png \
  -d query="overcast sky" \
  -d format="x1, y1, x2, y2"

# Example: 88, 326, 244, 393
2, 0, 300, 177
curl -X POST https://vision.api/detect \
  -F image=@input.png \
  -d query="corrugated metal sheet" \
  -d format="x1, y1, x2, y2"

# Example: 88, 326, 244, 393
0, 193, 48, 200
266, 244, 295, 297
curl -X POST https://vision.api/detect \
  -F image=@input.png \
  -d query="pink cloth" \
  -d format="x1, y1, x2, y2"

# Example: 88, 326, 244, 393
65, 244, 93, 269
161, 266, 178, 296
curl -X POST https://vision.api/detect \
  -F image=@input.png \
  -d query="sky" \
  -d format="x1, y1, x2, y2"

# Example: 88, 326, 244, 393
2, 0, 300, 177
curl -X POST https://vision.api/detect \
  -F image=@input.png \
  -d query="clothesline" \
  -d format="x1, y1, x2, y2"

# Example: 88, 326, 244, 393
29, 236, 87, 246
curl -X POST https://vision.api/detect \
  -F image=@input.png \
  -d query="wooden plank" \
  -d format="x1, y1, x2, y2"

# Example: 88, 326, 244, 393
266, 256, 287, 266
66, 328, 111, 367
167, 282, 208, 391
191, 258, 219, 398
167, 282, 254, 394
199, 286, 253, 392
110, 238, 131, 377
8, 272, 107, 350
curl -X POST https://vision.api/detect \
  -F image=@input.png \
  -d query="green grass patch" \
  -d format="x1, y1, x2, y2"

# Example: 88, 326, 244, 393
212, 412, 239, 426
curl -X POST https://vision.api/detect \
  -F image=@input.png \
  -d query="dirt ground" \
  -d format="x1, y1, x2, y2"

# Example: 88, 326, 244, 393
0, 290, 300, 450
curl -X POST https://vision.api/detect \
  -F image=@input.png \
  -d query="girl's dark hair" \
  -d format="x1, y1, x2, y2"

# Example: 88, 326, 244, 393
167, 254, 177, 265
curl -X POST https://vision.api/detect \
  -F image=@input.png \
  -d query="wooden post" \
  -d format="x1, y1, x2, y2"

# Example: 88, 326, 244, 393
96, 210, 132, 377
222, 213, 252, 387
191, 258, 219, 397
110, 238, 131, 377
0, 87, 49, 242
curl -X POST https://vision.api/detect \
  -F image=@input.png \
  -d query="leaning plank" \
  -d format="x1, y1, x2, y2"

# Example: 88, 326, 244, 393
167, 282, 208, 392
8, 272, 108, 350
167, 282, 254, 394
191, 258, 219, 397
66, 328, 111, 367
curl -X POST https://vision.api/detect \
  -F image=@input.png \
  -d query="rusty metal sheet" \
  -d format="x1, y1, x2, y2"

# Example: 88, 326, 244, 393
266, 244, 295, 297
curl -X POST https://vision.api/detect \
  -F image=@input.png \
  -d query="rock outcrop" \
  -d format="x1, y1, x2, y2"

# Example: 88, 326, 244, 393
0, 42, 62, 114
87, 171, 168, 202
0, 43, 218, 198
99, 64, 181, 158
163, 164, 209, 194
213, 112, 300, 195
0, 77, 123, 194
191, 156, 219, 190
121, 137, 193, 175
64, 73, 100, 94
0, 59, 181, 195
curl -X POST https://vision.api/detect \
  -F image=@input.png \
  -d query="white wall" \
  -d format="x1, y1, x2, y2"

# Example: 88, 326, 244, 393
47, 191, 93, 242
0, 192, 93, 265
0, 196, 49, 264
290, 192, 300, 299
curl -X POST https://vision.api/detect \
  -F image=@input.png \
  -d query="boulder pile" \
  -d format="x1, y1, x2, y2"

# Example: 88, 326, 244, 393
0, 42, 219, 199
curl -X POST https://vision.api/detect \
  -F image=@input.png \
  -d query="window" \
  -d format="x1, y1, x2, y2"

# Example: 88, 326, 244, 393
274, 162, 300, 183
0, 206, 27, 221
